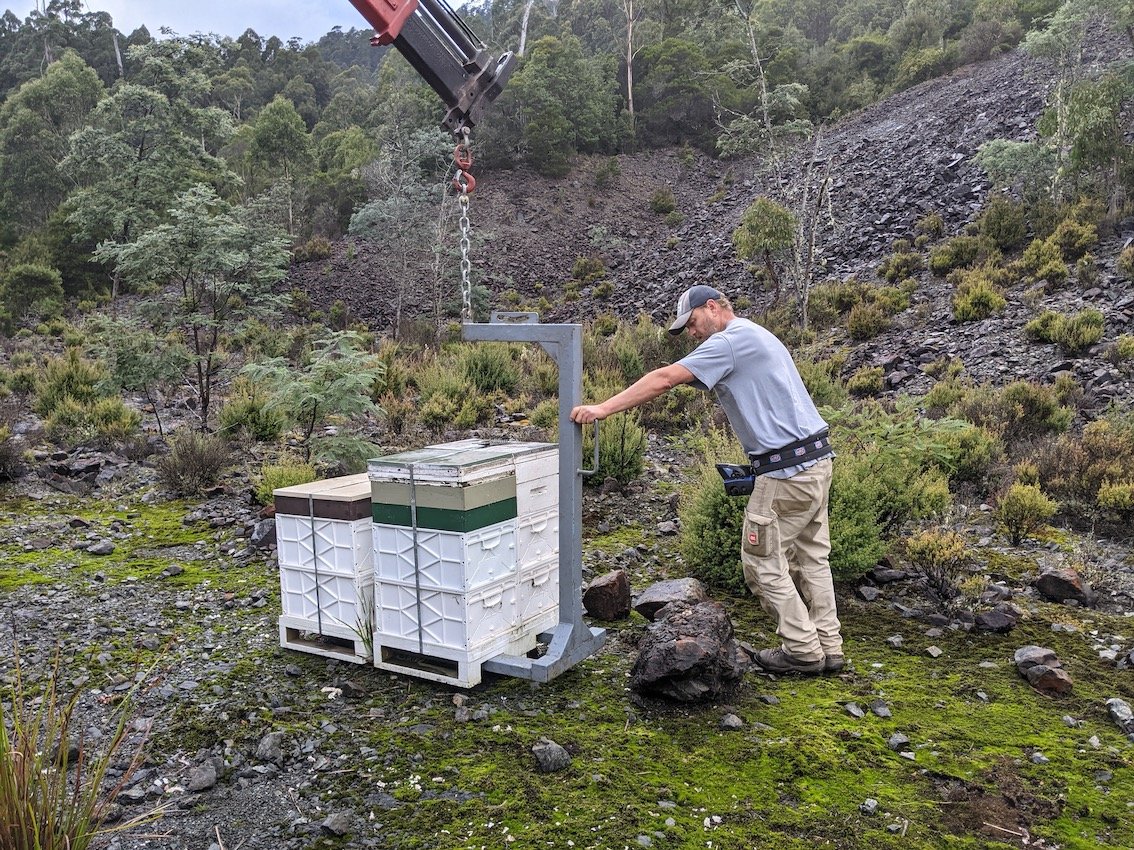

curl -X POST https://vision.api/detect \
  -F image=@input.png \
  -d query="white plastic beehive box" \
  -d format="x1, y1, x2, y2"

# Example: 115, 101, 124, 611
276, 515, 373, 575
279, 566, 373, 632
372, 519, 516, 591
375, 577, 518, 654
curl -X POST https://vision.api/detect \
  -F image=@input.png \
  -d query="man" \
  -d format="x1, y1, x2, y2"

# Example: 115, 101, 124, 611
570, 284, 843, 675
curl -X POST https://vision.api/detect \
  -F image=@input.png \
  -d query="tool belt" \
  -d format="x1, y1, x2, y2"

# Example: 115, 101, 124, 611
716, 431, 833, 497
748, 430, 833, 475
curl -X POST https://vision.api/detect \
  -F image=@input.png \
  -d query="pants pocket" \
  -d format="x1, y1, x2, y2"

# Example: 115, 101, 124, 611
743, 510, 776, 558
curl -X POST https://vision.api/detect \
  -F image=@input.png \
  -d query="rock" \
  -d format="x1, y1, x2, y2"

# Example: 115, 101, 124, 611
255, 731, 285, 765
583, 569, 631, 620
719, 713, 743, 731
926, 646, 943, 658
844, 702, 865, 718
629, 601, 749, 702
88, 540, 116, 556
186, 763, 218, 792
1034, 568, 1091, 605
869, 699, 892, 718
1013, 645, 1059, 671
632, 578, 707, 621
887, 732, 911, 752
1105, 697, 1134, 735
860, 798, 879, 815
974, 608, 1017, 633
321, 812, 353, 836
532, 738, 571, 773
250, 518, 276, 549
885, 634, 904, 648
1024, 665, 1073, 695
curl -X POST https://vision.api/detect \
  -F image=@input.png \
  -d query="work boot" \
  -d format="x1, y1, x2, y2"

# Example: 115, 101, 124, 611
754, 647, 824, 675
823, 654, 845, 674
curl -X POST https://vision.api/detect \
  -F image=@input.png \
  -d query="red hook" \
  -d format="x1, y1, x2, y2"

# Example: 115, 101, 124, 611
452, 170, 476, 194
453, 143, 473, 171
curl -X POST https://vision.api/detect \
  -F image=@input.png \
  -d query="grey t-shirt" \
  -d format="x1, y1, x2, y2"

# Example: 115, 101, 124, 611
678, 317, 827, 477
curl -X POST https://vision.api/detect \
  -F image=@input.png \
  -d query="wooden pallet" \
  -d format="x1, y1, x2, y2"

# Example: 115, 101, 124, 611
278, 617, 370, 664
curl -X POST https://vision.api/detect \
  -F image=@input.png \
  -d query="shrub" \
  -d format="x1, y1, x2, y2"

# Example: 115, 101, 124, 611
847, 366, 884, 397
1109, 334, 1134, 364
453, 394, 493, 429
1, 262, 64, 321
826, 401, 958, 579
649, 186, 677, 214
1049, 218, 1097, 260
1118, 245, 1134, 278
954, 380, 1072, 439
846, 302, 889, 340
996, 482, 1057, 544
255, 458, 317, 505
923, 376, 972, 413
978, 196, 1028, 251
903, 528, 969, 601
938, 425, 1002, 485
460, 342, 520, 394
1096, 480, 1134, 514
796, 358, 848, 409
1017, 238, 1067, 284
34, 348, 106, 416
584, 409, 647, 485
156, 429, 231, 496
1033, 416, 1134, 511
877, 251, 924, 283
291, 236, 333, 263
951, 267, 1006, 322
218, 379, 285, 443
572, 255, 606, 281
593, 280, 614, 299
678, 427, 748, 594
1057, 308, 1104, 355
419, 393, 459, 431
916, 212, 945, 237
530, 398, 559, 431
593, 156, 621, 189
929, 236, 997, 275
1024, 309, 1063, 343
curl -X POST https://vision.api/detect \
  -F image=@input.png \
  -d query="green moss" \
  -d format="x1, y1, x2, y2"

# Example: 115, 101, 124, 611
585, 522, 647, 549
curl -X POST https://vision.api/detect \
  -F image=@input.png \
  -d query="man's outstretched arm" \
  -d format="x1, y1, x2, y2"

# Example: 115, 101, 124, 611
570, 363, 695, 424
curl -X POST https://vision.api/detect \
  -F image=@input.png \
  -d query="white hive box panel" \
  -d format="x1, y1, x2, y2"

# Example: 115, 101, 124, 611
516, 558, 559, 634
516, 507, 559, 567
375, 578, 517, 654
276, 515, 373, 575
372, 520, 516, 591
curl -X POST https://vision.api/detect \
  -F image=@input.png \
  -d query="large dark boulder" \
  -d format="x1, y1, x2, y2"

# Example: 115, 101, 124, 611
629, 601, 750, 702
632, 578, 707, 621
583, 569, 631, 620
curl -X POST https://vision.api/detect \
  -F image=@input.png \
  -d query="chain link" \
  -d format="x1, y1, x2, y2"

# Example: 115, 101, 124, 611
455, 128, 474, 323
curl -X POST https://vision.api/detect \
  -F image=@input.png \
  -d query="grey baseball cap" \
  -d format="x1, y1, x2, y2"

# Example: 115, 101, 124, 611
668, 285, 722, 335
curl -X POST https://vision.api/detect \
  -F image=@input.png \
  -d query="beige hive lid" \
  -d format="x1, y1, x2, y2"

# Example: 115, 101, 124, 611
368, 440, 556, 484
273, 472, 370, 501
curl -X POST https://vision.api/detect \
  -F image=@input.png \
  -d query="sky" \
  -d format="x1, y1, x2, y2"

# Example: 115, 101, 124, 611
9, 1, 367, 43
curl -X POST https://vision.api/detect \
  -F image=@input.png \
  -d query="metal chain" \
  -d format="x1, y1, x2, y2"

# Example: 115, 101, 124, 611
454, 128, 474, 323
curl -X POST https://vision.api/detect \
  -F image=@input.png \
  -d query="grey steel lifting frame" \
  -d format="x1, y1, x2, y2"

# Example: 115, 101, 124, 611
462, 313, 607, 682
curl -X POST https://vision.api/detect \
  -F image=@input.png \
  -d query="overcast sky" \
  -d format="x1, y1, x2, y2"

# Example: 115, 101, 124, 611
9, 1, 368, 43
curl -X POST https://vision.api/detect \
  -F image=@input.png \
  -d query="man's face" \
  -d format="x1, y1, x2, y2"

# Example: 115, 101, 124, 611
685, 301, 718, 342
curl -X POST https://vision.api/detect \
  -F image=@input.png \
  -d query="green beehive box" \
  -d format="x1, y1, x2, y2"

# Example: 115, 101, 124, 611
367, 441, 555, 533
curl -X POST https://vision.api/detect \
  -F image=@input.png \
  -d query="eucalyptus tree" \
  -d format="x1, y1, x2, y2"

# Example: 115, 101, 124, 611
0, 49, 103, 237
248, 95, 313, 233
109, 184, 291, 431
62, 38, 235, 301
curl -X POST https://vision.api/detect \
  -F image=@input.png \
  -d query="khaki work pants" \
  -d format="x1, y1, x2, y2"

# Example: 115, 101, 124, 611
741, 457, 841, 662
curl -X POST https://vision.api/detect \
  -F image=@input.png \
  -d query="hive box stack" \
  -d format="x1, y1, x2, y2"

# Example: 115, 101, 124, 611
275, 473, 374, 664
368, 440, 559, 687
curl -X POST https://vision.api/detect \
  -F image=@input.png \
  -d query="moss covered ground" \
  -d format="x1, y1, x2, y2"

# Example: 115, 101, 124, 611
2, 488, 1133, 850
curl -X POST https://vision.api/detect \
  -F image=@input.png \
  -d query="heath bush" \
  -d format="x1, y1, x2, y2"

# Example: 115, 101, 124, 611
929, 235, 998, 275
916, 212, 945, 237
583, 409, 647, 486
572, 255, 606, 281
978, 195, 1028, 251
1096, 480, 1134, 517
846, 301, 890, 340
877, 251, 924, 283
847, 366, 884, 397
156, 429, 231, 496
937, 424, 1003, 486
649, 186, 677, 214
1118, 245, 1134, 278
951, 271, 1006, 322
678, 427, 748, 594
460, 342, 520, 394
1017, 238, 1068, 284
34, 348, 107, 416
796, 357, 848, 409
954, 380, 1072, 440
996, 482, 1057, 544
254, 457, 317, 505
1057, 308, 1104, 355
1049, 218, 1097, 260
903, 528, 969, 601
218, 379, 285, 443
